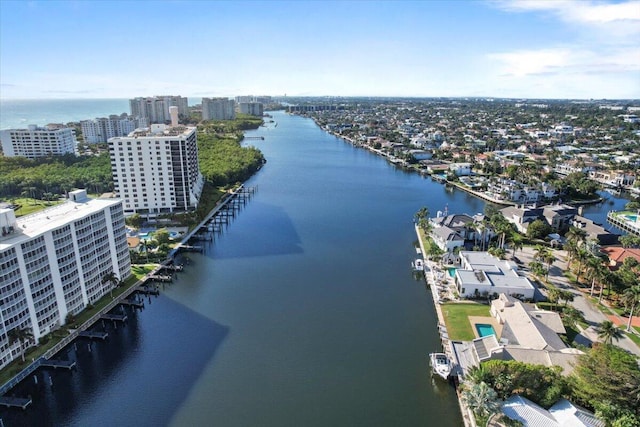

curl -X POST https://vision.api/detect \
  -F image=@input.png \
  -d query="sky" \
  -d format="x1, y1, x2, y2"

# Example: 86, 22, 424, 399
0, 0, 639, 100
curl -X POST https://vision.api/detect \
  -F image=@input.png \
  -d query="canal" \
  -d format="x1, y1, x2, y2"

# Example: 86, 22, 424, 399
2, 111, 627, 426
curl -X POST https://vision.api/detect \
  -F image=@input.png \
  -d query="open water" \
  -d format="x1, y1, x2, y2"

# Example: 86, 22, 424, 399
0, 99, 130, 129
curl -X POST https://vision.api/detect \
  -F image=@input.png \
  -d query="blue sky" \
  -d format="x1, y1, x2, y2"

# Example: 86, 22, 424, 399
1, 0, 638, 99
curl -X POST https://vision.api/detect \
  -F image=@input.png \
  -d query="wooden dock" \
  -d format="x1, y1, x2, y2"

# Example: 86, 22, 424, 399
0, 395, 32, 409
101, 313, 127, 322
137, 286, 160, 296
120, 299, 144, 309
148, 274, 173, 282
78, 330, 109, 340
40, 359, 76, 370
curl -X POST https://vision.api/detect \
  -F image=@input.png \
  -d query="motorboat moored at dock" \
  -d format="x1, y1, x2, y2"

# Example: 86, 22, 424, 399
429, 352, 452, 380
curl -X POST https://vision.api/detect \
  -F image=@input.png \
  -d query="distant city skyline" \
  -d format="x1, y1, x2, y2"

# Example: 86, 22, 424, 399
1, 0, 639, 100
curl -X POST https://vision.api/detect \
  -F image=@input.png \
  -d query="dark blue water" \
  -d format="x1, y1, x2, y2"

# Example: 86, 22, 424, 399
1, 110, 623, 426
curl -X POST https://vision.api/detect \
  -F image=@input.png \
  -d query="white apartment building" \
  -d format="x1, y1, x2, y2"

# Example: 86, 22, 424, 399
0, 125, 77, 158
109, 125, 204, 216
129, 96, 189, 124
0, 190, 131, 369
239, 102, 264, 117
202, 97, 236, 121
81, 116, 149, 143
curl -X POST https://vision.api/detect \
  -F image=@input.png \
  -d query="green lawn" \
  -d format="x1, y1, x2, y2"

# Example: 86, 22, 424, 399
1, 197, 65, 217
627, 331, 640, 347
441, 302, 491, 341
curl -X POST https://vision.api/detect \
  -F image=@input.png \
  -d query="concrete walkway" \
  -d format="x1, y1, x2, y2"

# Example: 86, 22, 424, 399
515, 245, 640, 357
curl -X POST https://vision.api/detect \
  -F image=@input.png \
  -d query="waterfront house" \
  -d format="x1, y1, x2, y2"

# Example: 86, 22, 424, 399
600, 247, 640, 270
499, 205, 544, 233
430, 226, 465, 253
571, 216, 620, 246
453, 252, 535, 299
448, 162, 472, 176
541, 204, 578, 233
490, 294, 566, 351
500, 204, 577, 234
430, 214, 478, 241
502, 396, 604, 427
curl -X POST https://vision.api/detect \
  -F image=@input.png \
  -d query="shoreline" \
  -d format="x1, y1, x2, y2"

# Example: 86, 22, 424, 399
415, 225, 474, 427
309, 116, 617, 209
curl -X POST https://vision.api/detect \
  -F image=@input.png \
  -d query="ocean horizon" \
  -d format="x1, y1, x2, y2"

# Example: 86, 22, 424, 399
0, 98, 204, 130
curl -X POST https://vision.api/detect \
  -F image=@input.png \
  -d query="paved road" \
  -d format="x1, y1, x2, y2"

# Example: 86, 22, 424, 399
515, 245, 640, 356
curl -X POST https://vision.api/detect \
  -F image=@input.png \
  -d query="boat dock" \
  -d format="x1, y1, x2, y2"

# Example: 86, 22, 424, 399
415, 224, 473, 427
137, 285, 160, 296
171, 185, 256, 259
40, 359, 76, 370
78, 330, 109, 340
120, 299, 144, 309
0, 395, 32, 409
101, 313, 127, 323
148, 274, 173, 283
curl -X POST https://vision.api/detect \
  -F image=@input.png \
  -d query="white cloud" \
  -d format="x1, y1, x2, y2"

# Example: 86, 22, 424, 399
489, 47, 640, 77
491, 0, 640, 24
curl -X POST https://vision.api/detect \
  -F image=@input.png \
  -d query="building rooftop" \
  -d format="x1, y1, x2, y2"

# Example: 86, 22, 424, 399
0, 191, 121, 250
492, 294, 567, 351
458, 251, 533, 291
112, 124, 196, 139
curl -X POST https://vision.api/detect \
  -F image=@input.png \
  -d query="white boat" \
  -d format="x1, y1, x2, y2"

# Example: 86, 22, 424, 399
412, 259, 424, 271
429, 353, 452, 380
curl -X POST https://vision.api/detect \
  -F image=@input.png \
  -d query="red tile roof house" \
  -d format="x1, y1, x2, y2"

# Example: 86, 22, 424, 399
600, 247, 640, 270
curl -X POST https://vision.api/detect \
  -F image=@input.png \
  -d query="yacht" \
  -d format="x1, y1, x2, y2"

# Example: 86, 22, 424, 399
412, 259, 424, 271
429, 353, 452, 380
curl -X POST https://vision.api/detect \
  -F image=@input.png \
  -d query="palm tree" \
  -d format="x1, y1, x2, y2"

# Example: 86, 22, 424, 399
466, 365, 491, 385
7, 327, 34, 362
598, 269, 617, 304
414, 206, 430, 224
461, 381, 501, 420
102, 271, 120, 298
558, 289, 574, 307
547, 287, 561, 311
596, 320, 623, 344
574, 248, 591, 283
586, 256, 607, 297
529, 261, 546, 279
533, 244, 550, 262
566, 226, 587, 247
561, 306, 584, 329
509, 233, 524, 257
476, 222, 487, 251
543, 251, 556, 280
621, 285, 640, 332
414, 207, 432, 234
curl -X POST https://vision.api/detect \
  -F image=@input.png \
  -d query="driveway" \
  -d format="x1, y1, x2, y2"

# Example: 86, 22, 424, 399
515, 246, 640, 357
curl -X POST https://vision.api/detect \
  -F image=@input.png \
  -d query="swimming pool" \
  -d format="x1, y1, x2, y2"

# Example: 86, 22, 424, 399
447, 268, 457, 278
624, 214, 638, 222
475, 323, 497, 338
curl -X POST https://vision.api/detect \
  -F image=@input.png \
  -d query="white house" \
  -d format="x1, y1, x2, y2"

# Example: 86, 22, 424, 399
448, 162, 472, 176
430, 226, 465, 253
454, 252, 535, 299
